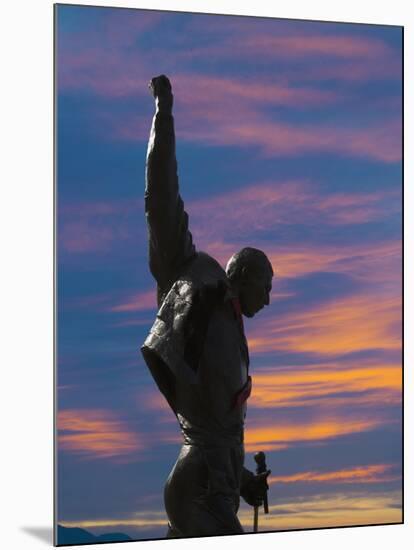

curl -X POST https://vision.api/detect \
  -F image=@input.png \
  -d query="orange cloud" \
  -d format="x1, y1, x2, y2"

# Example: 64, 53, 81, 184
249, 364, 402, 409
267, 239, 401, 281
244, 417, 382, 452
248, 292, 401, 356
237, 491, 402, 531
269, 464, 398, 485
60, 491, 402, 534
58, 409, 142, 460
61, 489, 401, 535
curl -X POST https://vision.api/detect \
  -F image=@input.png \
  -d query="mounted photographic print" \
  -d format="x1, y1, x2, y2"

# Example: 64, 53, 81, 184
54, 3, 403, 546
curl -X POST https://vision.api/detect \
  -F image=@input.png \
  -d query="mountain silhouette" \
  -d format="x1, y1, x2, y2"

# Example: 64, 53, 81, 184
57, 524, 132, 545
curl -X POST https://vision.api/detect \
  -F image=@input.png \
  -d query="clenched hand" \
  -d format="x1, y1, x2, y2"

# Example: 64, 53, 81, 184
149, 74, 173, 113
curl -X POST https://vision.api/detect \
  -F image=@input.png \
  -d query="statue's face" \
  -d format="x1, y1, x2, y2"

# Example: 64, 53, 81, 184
239, 267, 273, 318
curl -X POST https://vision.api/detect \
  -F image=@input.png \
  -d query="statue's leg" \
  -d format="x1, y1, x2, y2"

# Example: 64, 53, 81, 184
164, 444, 244, 537
191, 493, 244, 536
164, 444, 203, 536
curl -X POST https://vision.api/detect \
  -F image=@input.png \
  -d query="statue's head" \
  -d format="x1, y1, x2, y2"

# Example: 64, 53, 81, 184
225, 247, 274, 318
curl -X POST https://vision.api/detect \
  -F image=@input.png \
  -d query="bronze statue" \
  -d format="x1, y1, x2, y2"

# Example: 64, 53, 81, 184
141, 75, 273, 537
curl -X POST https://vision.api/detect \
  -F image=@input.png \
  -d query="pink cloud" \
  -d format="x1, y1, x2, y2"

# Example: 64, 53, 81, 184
59, 220, 118, 253
57, 180, 396, 260
110, 290, 156, 313
58, 198, 143, 254
176, 114, 401, 162
58, 48, 148, 99
58, 9, 162, 51
58, 18, 401, 164
57, 10, 163, 98
241, 34, 393, 60
184, 181, 401, 247
116, 90, 401, 162
168, 19, 400, 84
289, 59, 401, 84
63, 291, 116, 311
172, 73, 338, 109
173, 14, 397, 63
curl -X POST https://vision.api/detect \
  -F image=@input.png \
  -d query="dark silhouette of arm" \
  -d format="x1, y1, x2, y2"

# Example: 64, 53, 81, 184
240, 467, 271, 507
145, 75, 196, 304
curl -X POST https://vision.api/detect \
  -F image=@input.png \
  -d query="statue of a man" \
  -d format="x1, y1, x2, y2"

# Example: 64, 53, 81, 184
141, 75, 273, 537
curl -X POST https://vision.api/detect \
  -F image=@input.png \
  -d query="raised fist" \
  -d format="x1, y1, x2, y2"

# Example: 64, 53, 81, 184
149, 74, 173, 113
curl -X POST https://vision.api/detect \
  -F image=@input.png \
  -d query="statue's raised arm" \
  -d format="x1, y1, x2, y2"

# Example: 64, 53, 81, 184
145, 75, 196, 305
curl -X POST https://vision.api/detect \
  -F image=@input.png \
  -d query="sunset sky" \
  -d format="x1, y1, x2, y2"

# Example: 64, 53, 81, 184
55, 4, 402, 540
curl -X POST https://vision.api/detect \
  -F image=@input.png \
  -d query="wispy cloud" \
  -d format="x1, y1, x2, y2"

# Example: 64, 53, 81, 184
238, 491, 402, 530
181, 16, 397, 63
248, 292, 401, 356
57, 8, 162, 96
56, 9, 402, 530
244, 416, 384, 452
58, 199, 143, 255
58, 409, 142, 460
60, 489, 401, 534
241, 34, 393, 60
60, 490, 401, 534
109, 289, 156, 312
172, 113, 401, 162
287, 59, 401, 84
265, 240, 401, 283
58, 12, 401, 164
269, 463, 399, 485
116, 97, 401, 162
186, 180, 401, 244
152, 14, 401, 82
173, 73, 338, 109
250, 363, 401, 410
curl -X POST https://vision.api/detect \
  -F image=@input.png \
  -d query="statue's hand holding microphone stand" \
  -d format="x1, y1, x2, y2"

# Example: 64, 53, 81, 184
254, 451, 270, 532
243, 451, 271, 532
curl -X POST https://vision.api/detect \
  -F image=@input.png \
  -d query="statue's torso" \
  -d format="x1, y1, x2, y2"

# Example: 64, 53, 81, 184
175, 297, 249, 447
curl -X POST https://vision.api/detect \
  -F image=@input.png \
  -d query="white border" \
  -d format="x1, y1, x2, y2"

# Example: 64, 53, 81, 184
1, 1, 411, 549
